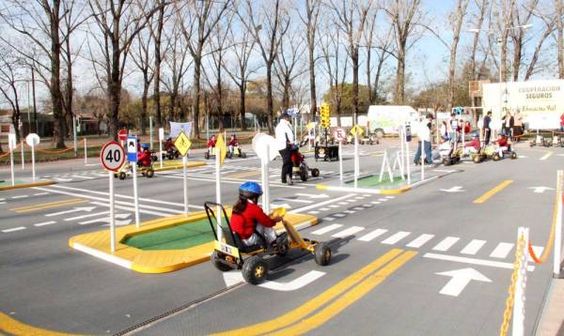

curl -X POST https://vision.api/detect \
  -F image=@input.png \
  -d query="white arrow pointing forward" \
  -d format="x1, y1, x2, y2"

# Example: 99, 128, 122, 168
45, 206, 96, 217
295, 193, 330, 199
436, 268, 491, 297
222, 270, 325, 291
529, 186, 555, 193
440, 186, 464, 193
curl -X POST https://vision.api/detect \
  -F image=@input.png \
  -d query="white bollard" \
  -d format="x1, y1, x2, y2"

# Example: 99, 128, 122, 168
554, 170, 563, 277
31, 143, 36, 182
264, 144, 271, 214
420, 136, 425, 181
21, 140, 24, 170
354, 133, 359, 189
149, 116, 154, 150
84, 138, 87, 165
339, 141, 343, 184
10, 143, 15, 186
215, 150, 222, 242
183, 155, 189, 215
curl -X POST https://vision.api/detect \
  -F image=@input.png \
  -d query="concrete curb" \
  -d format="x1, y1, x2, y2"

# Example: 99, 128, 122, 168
0, 179, 56, 191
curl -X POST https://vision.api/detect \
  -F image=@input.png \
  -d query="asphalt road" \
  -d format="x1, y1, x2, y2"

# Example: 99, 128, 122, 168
0, 142, 561, 335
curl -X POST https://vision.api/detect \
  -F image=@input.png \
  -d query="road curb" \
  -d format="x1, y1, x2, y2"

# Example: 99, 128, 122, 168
153, 160, 207, 172
0, 179, 56, 191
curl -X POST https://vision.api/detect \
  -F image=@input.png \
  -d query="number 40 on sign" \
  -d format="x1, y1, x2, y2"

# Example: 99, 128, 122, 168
100, 141, 125, 171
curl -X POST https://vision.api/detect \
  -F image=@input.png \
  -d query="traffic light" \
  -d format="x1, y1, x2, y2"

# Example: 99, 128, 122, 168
320, 103, 330, 129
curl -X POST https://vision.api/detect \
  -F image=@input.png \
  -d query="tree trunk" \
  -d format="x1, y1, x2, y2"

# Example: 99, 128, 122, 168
192, 54, 202, 137
282, 76, 290, 112
154, 4, 164, 128
51, 0, 65, 148
266, 62, 274, 134
308, 41, 317, 121
140, 74, 149, 135
395, 46, 406, 104
352, 48, 359, 125
557, 0, 563, 78
512, 35, 522, 81
240, 82, 247, 131
108, 37, 121, 141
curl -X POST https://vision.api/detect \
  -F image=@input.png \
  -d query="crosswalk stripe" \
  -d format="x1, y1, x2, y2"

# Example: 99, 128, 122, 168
358, 229, 388, 242
332, 226, 364, 238
381, 231, 410, 245
460, 239, 486, 255
532, 245, 544, 257
2, 227, 26, 233
406, 234, 434, 248
312, 224, 343, 235
323, 217, 335, 221
71, 175, 95, 180
34, 221, 57, 227
490, 242, 514, 259
433, 236, 460, 251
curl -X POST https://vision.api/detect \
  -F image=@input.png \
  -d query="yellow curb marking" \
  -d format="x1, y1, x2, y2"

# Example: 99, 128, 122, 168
212, 249, 407, 336
0, 180, 55, 191
228, 169, 260, 180
0, 311, 78, 336
10, 198, 87, 213
473, 180, 513, 204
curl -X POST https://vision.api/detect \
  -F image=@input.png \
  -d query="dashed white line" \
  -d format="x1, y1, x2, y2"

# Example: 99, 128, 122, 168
344, 210, 356, 214
490, 243, 514, 259
329, 205, 339, 208
34, 221, 57, 227
381, 231, 410, 245
33, 192, 49, 196
433, 237, 460, 251
319, 207, 330, 211
332, 226, 365, 238
406, 234, 435, 248
312, 224, 343, 235
332, 213, 346, 218
540, 152, 553, 161
358, 229, 388, 242
323, 217, 335, 221
371, 201, 381, 205
460, 239, 487, 255
308, 211, 320, 215
2, 227, 26, 233
378, 198, 388, 202
11, 195, 28, 199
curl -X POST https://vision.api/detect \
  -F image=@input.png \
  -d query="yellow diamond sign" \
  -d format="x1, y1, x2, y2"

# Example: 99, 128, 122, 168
174, 131, 192, 157
350, 125, 364, 137
215, 133, 228, 166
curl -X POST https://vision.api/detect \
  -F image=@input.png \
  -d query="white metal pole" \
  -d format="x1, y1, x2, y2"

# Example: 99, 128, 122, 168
109, 171, 116, 253
183, 155, 189, 215
159, 140, 163, 169
420, 136, 425, 181
554, 170, 563, 277
215, 150, 222, 241
84, 138, 87, 165
339, 141, 343, 184
406, 139, 411, 185
31, 144, 35, 182
399, 127, 405, 176
512, 227, 528, 336
21, 140, 24, 170
10, 145, 15, 186
73, 116, 77, 157
149, 117, 153, 150
132, 164, 140, 228
264, 144, 271, 214
354, 133, 359, 189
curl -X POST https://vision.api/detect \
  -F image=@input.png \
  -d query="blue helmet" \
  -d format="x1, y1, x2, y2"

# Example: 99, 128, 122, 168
239, 181, 263, 199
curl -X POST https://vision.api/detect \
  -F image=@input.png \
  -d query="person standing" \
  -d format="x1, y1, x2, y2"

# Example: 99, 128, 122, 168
483, 111, 492, 145
513, 110, 523, 142
501, 111, 514, 137
275, 112, 295, 185
414, 114, 433, 165
560, 111, 564, 132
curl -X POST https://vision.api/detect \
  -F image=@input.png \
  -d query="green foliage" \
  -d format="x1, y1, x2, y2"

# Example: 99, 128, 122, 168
322, 83, 371, 115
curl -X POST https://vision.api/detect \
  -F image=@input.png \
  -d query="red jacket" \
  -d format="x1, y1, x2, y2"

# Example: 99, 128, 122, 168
230, 202, 276, 240
228, 138, 239, 146
208, 139, 216, 147
465, 138, 480, 150
137, 150, 152, 167
497, 137, 508, 147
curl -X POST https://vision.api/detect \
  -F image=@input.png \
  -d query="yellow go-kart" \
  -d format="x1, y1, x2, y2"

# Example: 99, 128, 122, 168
114, 162, 155, 180
204, 202, 332, 285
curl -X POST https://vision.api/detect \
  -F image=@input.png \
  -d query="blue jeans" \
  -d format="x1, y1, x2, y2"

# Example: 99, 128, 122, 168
414, 141, 433, 164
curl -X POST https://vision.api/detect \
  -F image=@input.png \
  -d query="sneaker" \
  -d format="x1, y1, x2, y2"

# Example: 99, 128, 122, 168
287, 178, 294, 185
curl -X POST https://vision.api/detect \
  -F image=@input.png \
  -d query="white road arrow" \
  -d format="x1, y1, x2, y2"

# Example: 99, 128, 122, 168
45, 206, 96, 217
295, 193, 330, 199
440, 186, 464, 193
222, 270, 325, 291
436, 268, 491, 297
529, 186, 554, 193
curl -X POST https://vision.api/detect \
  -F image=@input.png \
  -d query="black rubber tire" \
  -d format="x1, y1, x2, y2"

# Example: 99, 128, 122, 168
211, 251, 232, 272
314, 243, 332, 266
473, 155, 481, 164
493, 153, 500, 161
205, 152, 210, 160
146, 169, 154, 178
511, 152, 517, 160
300, 167, 308, 182
240, 152, 247, 158
119, 172, 126, 180
175, 152, 180, 159
167, 153, 174, 160
242, 256, 268, 285
311, 168, 320, 177
442, 158, 450, 166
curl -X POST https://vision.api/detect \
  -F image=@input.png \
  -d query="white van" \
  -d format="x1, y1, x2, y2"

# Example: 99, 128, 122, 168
366, 105, 419, 137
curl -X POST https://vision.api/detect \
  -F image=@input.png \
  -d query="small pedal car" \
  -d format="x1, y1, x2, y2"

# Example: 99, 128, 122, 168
491, 147, 518, 161
204, 147, 216, 160
227, 145, 247, 159
472, 144, 496, 163
113, 162, 155, 180
438, 141, 462, 166
205, 202, 332, 285
291, 146, 320, 181
530, 134, 550, 147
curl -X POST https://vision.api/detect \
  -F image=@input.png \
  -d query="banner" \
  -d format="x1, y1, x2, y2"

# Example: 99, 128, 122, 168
169, 121, 193, 138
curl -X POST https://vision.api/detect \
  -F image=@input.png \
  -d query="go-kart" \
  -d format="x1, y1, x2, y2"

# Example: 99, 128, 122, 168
227, 145, 247, 159
530, 134, 550, 147
114, 162, 155, 180
472, 144, 495, 163
291, 146, 320, 181
204, 147, 216, 160
492, 147, 518, 161
162, 147, 181, 160
439, 141, 463, 166
205, 202, 332, 285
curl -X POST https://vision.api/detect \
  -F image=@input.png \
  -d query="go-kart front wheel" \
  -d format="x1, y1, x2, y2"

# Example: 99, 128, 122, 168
299, 166, 308, 182
314, 243, 332, 266
211, 251, 232, 272
511, 152, 517, 160
242, 256, 268, 284
492, 153, 501, 161
204, 152, 210, 160
146, 168, 154, 178
119, 172, 127, 180
311, 168, 320, 177
239, 152, 247, 158
473, 155, 482, 164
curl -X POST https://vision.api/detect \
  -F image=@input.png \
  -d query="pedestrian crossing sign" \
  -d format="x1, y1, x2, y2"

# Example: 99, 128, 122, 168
174, 131, 191, 157
350, 125, 364, 137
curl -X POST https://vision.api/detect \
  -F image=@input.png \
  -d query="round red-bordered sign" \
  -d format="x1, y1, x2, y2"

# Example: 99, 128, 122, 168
100, 141, 126, 172
118, 129, 128, 141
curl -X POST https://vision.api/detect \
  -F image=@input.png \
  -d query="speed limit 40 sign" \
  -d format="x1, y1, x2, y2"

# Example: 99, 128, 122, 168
100, 141, 125, 171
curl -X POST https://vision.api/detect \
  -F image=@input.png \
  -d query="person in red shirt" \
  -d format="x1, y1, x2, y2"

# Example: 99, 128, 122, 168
228, 134, 239, 155
494, 133, 511, 156
464, 134, 481, 155
230, 182, 282, 247
207, 135, 217, 149
560, 112, 564, 132
137, 147, 152, 167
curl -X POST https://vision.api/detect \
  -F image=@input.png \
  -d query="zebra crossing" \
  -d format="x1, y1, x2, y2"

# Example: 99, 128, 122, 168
43, 170, 109, 182
309, 224, 544, 261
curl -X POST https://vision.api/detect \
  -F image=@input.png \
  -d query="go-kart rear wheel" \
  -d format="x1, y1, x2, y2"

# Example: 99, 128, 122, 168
204, 152, 210, 160
240, 152, 247, 158
442, 158, 451, 166
311, 168, 320, 177
211, 251, 232, 272
175, 152, 180, 159
167, 153, 174, 160
299, 167, 308, 182
242, 256, 268, 285
314, 242, 332, 266
492, 153, 501, 161
146, 168, 154, 178
473, 155, 482, 164
511, 152, 517, 160
119, 172, 126, 180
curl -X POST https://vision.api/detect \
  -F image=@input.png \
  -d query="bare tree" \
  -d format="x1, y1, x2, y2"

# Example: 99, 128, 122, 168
363, 10, 378, 103
130, 28, 154, 135
494, 0, 517, 82
150, 0, 167, 128
384, 0, 423, 104
87, 0, 159, 139
175, 0, 231, 138
556, 0, 563, 78
508, 0, 538, 80
372, 26, 395, 103
330, 0, 374, 124
0, 47, 24, 143
299, 0, 322, 120
275, 29, 306, 112
240, 0, 290, 134
447, 0, 470, 107
468, 0, 489, 80
524, 8, 557, 79
0, 0, 67, 147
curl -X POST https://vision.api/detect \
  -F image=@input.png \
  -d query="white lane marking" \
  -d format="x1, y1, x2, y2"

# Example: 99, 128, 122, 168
540, 152, 553, 160
385, 196, 395, 199
424, 253, 535, 272
381, 231, 410, 245
308, 211, 320, 215
2, 227, 26, 233
0, 202, 5, 205
352, 207, 364, 211
338, 202, 348, 205
72, 242, 132, 269
79, 214, 131, 225
65, 211, 111, 221
291, 194, 355, 213
344, 210, 356, 214
363, 194, 372, 197
319, 208, 330, 211
436, 268, 492, 297
259, 270, 326, 291
329, 205, 339, 208
532, 245, 544, 257
433, 237, 460, 251
312, 224, 343, 235
93, 173, 109, 177
332, 226, 365, 238
460, 240, 487, 255
378, 198, 388, 202
11, 195, 28, 199
406, 234, 435, 248
0, 198, 5, 201
71, 174, 95, 180
332, 213, 346, 218
323, 217, 335, 221
45, 206, 96, 217
91, 201, 173, 217
490, 243, 514, 259
162, 174, 307, 189
273, 198, 312, 204
371, 201, 381, 205
358, 229, 388, 242
34, 221, 57, 227
33, 192, 49, 196
54, 178, 73, 182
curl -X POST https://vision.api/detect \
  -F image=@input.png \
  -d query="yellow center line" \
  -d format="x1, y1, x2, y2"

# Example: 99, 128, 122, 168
10, 198, 87, 213
270, 251, 417, 335
228, 169, 260, 180
473, 180, 513, 204
212, 249, 404, 336
0, 311, 77, 336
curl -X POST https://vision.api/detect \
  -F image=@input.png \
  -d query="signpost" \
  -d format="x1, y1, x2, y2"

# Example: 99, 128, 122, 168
334, 128, 346, 184
215, 134, 227, 240
126, 136, 140, 228
174, 131, 192, 215
158, 127, 165, 168
8, 133, 16, 186
405, 123, 412, 185
118, 129, 128, 147
252, 133, 278, 214
350, 125, 364, 188
100, 141, 125, 253
25, 133, 40, 181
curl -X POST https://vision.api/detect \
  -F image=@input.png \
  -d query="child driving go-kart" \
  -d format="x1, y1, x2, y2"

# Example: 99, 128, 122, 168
492, 133, 517, 160
205, 135, 217, 160
227, 134, 246, 159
